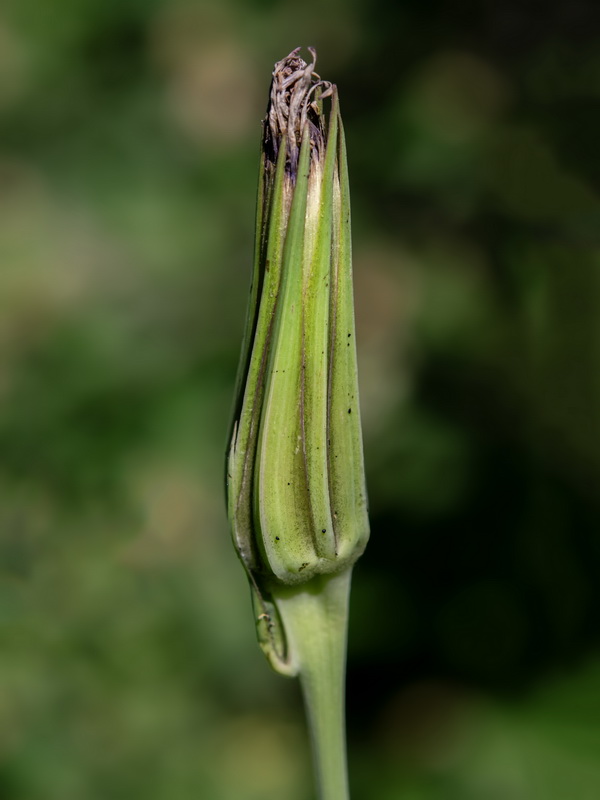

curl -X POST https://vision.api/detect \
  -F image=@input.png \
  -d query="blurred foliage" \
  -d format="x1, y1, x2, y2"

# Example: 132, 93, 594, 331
0, 0, 599, 798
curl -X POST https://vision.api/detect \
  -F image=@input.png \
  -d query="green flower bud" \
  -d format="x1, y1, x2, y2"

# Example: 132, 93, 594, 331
226, 47, 369, 668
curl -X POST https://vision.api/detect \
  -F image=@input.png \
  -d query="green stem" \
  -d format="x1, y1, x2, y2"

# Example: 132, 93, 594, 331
274, 569, 352, 800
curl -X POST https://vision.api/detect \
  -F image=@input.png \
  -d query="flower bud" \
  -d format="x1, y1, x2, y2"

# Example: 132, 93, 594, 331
226, 47, 369, 602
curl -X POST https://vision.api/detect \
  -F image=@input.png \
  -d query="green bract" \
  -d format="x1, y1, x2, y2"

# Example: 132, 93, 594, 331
226, 48, 369, 673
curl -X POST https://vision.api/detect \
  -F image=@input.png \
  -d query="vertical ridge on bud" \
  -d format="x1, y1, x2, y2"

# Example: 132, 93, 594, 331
327, 117, 370, 558
300, 97, 339, 560
256, 123, 314, 575
227, 142, 289, 575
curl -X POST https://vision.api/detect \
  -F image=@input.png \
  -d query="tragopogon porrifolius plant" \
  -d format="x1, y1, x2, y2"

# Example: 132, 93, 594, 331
226, 47, 369, 800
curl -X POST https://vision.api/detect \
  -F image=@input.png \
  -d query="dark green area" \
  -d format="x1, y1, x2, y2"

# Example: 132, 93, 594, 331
0, 0, 599, 797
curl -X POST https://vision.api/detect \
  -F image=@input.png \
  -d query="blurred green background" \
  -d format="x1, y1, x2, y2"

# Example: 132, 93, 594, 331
1, 0, 599, 798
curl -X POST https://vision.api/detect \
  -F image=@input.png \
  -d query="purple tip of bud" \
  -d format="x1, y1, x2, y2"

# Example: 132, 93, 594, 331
264, 47, 335, 179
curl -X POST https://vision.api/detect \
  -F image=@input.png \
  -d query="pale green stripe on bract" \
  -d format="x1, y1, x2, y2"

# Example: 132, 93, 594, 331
327, 110, 370, 562
255, 126, 314, 581
301, 94, 339, 563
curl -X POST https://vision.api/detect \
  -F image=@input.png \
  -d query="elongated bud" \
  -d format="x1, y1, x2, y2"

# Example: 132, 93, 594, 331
226, 47, 369, 667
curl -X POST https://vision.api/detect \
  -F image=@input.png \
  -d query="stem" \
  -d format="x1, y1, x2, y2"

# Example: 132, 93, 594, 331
274, 569, 352, 800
